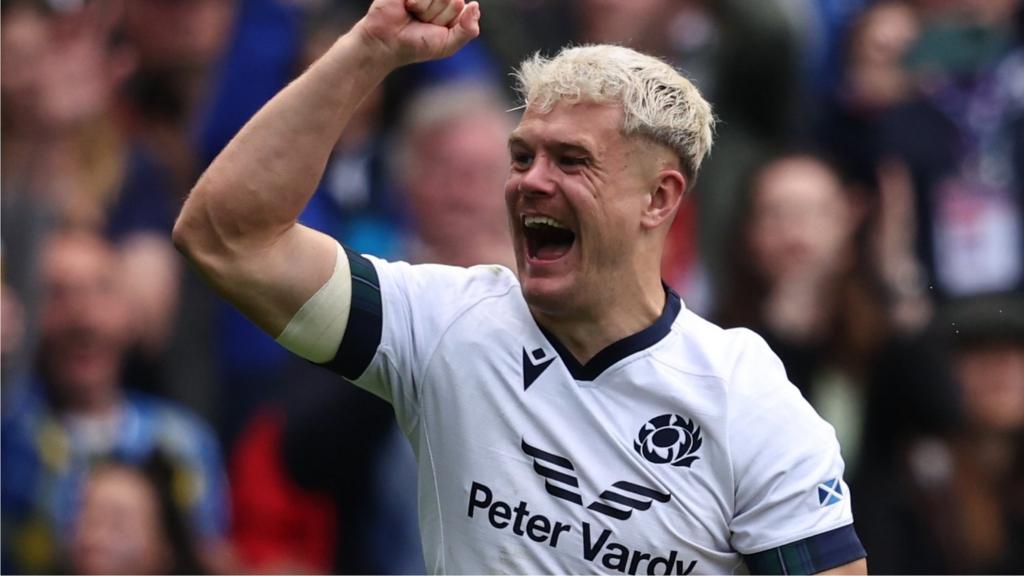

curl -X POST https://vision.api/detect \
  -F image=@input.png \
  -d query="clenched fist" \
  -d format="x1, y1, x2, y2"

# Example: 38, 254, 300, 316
356, 0, 481, 69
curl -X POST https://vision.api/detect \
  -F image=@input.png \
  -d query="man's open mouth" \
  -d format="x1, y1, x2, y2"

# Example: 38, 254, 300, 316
522, 215, 576, 261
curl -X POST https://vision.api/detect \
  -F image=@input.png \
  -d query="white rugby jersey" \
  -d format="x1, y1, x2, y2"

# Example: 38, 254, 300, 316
321, 252, 866, 575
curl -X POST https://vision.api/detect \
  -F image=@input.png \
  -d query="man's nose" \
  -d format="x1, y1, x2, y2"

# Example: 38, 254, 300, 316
518, 157, 557, 197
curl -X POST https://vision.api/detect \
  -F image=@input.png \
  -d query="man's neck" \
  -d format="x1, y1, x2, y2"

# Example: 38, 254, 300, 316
533, 281, 667, 365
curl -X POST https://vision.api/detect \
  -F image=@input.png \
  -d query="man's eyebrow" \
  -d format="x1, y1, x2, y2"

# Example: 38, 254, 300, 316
555, 141, 594, 155
507, 135, 594, 154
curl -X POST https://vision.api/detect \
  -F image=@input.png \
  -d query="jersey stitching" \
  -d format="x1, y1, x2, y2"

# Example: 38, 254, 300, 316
380, 340, 419, 416
420, 412, 446, 573
725, 329, 794, 533
377, 342, 442, 570
656, 324, 736, 380
409, 272, 518, 574
724, 339, 738, 523
647, 353, 732, 381
378, 346, 421, 429
644, 343, 738, 518
662, 322, 742, 525
414, 278, 519, 389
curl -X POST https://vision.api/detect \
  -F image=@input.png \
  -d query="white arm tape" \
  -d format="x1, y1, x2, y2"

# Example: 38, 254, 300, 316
275, 242, 352, 363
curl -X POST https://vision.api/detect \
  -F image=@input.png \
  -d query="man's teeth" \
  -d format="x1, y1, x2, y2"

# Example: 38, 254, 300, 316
523, 215, 568, 230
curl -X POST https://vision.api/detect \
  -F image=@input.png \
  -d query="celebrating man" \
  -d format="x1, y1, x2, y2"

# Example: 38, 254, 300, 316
173, 0, 868, 572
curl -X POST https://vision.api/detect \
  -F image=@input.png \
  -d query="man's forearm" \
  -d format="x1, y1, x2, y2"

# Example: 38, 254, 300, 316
173, 30, 394, 257
169, 0, 479, 337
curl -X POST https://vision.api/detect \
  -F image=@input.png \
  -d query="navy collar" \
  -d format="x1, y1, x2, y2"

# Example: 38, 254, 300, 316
537, 287, 681, 382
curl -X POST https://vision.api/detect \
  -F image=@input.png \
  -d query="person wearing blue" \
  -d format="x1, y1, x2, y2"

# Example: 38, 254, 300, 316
1, 229, 229, 574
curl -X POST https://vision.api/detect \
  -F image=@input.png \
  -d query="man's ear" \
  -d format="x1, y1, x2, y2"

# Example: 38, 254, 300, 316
641, 169, 686, 230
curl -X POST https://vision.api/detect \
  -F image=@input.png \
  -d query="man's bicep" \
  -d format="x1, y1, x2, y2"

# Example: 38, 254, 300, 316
742, 524, 866, 575
817, 558, 867, 574
197, 224, 343, 340
727, 330, 866, 573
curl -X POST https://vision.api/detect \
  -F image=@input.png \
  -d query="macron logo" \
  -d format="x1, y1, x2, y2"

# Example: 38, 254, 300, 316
523, 347, 555, 390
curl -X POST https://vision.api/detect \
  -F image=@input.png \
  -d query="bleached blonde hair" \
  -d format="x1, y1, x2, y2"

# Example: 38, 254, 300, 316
514, 45, 715, 186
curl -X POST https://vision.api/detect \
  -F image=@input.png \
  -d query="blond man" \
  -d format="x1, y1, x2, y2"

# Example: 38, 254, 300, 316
173, 0, 868, 572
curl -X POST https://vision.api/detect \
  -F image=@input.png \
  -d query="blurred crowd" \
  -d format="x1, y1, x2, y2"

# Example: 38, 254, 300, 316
1, 0, 1022, 573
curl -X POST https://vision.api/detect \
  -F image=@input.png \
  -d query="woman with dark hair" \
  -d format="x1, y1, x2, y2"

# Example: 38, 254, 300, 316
69, 451, 206, 575
717, 150, 967, 572
721, 150, 960, 451
719, 151, 889, 458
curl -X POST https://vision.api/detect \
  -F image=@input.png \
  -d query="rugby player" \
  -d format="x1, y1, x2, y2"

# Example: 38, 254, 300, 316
173, 0, 869, 572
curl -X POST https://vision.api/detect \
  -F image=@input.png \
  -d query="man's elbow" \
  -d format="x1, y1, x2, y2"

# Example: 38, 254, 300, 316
171, 196, 239, 294
171, 191, 205, 262
172, 182, 226, 272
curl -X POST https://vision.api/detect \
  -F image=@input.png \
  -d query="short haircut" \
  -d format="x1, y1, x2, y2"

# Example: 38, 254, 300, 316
514, 45, 715, 186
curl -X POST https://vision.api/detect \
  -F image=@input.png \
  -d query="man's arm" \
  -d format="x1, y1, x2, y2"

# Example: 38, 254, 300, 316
172, 0, 480, 338
819, 558, 867, 574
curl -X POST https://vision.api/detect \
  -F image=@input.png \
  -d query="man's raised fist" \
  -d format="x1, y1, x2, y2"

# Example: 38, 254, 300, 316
356, 0, 481, 68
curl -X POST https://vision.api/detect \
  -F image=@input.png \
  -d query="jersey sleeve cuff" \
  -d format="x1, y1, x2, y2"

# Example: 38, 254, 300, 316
743, 524, 866, 575
320, 248, 383, 379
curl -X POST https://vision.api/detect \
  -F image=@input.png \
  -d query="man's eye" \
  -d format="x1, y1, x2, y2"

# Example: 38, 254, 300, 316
559, 156, 588, 169
512, 153, 533, 168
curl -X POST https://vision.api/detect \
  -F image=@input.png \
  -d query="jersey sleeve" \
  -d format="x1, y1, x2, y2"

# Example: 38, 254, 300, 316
726, 330, 866, 573
319, 249, 513, 419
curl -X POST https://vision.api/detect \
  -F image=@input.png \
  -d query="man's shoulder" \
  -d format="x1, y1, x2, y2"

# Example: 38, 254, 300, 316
667, 308, 783, 387
369, 256, 522, 310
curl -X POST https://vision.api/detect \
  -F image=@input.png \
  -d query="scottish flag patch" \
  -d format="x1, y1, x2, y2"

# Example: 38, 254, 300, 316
817, 478, 843, 507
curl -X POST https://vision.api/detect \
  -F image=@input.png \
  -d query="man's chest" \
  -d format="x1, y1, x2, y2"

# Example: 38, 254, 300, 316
413, 322, 741, 573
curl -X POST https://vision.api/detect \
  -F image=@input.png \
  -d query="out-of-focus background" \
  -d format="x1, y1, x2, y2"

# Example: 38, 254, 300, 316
1, 0, 1022, 573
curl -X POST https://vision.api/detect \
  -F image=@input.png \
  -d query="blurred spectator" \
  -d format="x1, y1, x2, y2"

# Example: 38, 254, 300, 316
1, 229, 229, 574
94, 0, 310, 442
108, 0, 240, 430
572, 0, 677, 56
277, 377, 420, 574
69, 452, 206, 575
720, 153, 880, 465
1, 0, 140, 388
858, 294, 1024, 573
718, 152, 956, 474
877, 0, 1024, 300
783, 0, 870, 132
0, 0, 136, 228
395, 81, 515, 269
2, 246, 27, 390
823, 0, 922, 188
935, 296, 1024, 571
0, 0, 203, 419
230, 411, 336, 573
718, 152, 975, 573
476, 0, 574, 90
